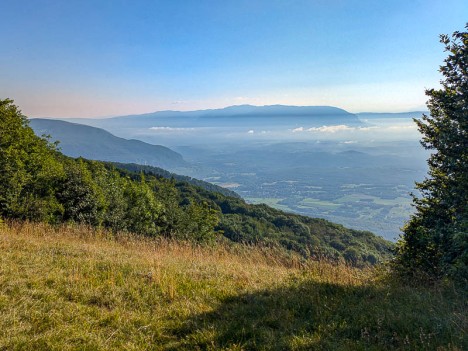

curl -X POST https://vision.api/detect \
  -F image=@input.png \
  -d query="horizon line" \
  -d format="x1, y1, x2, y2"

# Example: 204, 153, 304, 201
27, 103, 429, 120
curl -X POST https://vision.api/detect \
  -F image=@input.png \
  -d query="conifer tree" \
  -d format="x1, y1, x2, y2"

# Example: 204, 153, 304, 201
396, 26, 468, 282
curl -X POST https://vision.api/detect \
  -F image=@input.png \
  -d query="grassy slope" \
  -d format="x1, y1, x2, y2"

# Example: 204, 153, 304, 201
0, 222, 465, 351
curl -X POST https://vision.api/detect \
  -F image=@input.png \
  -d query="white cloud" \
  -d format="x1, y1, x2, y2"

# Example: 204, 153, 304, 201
358, 126, 378, 131
292, 127, 304, 133
247, 129, 255, 134
386, 125, 417, 131
307, 125, 354, 133
149, 126, 195, 132
293, 125, 380, 134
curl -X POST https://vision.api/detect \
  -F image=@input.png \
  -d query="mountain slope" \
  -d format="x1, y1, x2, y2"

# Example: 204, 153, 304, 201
110, 162, 241, 198
115, 162, 393, 264
56, 104, 366, 145
0, 97, 392, 265
30, 118, 187, 169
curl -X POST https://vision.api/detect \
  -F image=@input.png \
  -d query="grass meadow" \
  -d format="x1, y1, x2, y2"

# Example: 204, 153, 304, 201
0, 221, 466, 350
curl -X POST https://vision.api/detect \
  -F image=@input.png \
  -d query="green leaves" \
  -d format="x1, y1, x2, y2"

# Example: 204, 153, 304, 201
180, 201, 220, 243
57, 159, 103, 225
395, 25, 468, 284
0, 99, 220, 242
0, 99, 64, 221
123, 176, 162, 236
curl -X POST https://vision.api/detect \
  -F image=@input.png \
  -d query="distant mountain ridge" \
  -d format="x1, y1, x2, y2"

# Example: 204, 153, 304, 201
29, 118, 187, 170
63, 104, 363, 129
115, 104, 356, 119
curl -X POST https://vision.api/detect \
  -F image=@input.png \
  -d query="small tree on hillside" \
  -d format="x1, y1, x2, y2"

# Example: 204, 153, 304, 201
395, 26, 468, 283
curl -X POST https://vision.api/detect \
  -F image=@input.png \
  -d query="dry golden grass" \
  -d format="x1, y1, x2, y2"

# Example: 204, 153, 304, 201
0, 221, 465, 350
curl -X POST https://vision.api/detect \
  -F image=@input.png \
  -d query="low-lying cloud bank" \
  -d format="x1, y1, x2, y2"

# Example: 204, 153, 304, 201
291, 124, 417, 134
150, 126, 196, 132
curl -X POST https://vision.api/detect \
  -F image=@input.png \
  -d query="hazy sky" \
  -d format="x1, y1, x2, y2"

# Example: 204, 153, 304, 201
1, 0, 467, 117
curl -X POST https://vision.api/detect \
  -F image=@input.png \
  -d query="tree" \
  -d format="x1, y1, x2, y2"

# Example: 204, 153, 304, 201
123, 174, 162, 236
57, 159, 103, 225
0, 99, 64, 221
395, 26, 468, 283
177, 201, 220, 243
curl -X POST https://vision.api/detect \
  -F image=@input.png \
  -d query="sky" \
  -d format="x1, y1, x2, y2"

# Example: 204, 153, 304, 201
1, 0, 467, 118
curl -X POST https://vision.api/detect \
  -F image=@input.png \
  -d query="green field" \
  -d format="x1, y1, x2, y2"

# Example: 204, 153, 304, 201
298, 198, 341, 209
246, 193, 412, 240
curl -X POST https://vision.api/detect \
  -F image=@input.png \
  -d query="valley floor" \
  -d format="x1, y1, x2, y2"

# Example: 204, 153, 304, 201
0, 222, 465, 350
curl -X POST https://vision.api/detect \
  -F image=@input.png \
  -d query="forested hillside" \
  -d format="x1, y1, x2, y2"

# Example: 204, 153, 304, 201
116, 163, 392, 264
0, 99, 392, 265
110, 162, 240, 198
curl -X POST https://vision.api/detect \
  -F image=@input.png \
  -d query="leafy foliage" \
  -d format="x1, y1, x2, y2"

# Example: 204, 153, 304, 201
58, 159, 103, 225
0, 99, 64, 221
112, 162, 241, 198
395, 26, 468, 283
0, 98, 392, 263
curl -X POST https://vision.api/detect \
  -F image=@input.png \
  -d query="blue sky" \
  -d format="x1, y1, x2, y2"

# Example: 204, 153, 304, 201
1, 0, 467, 117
